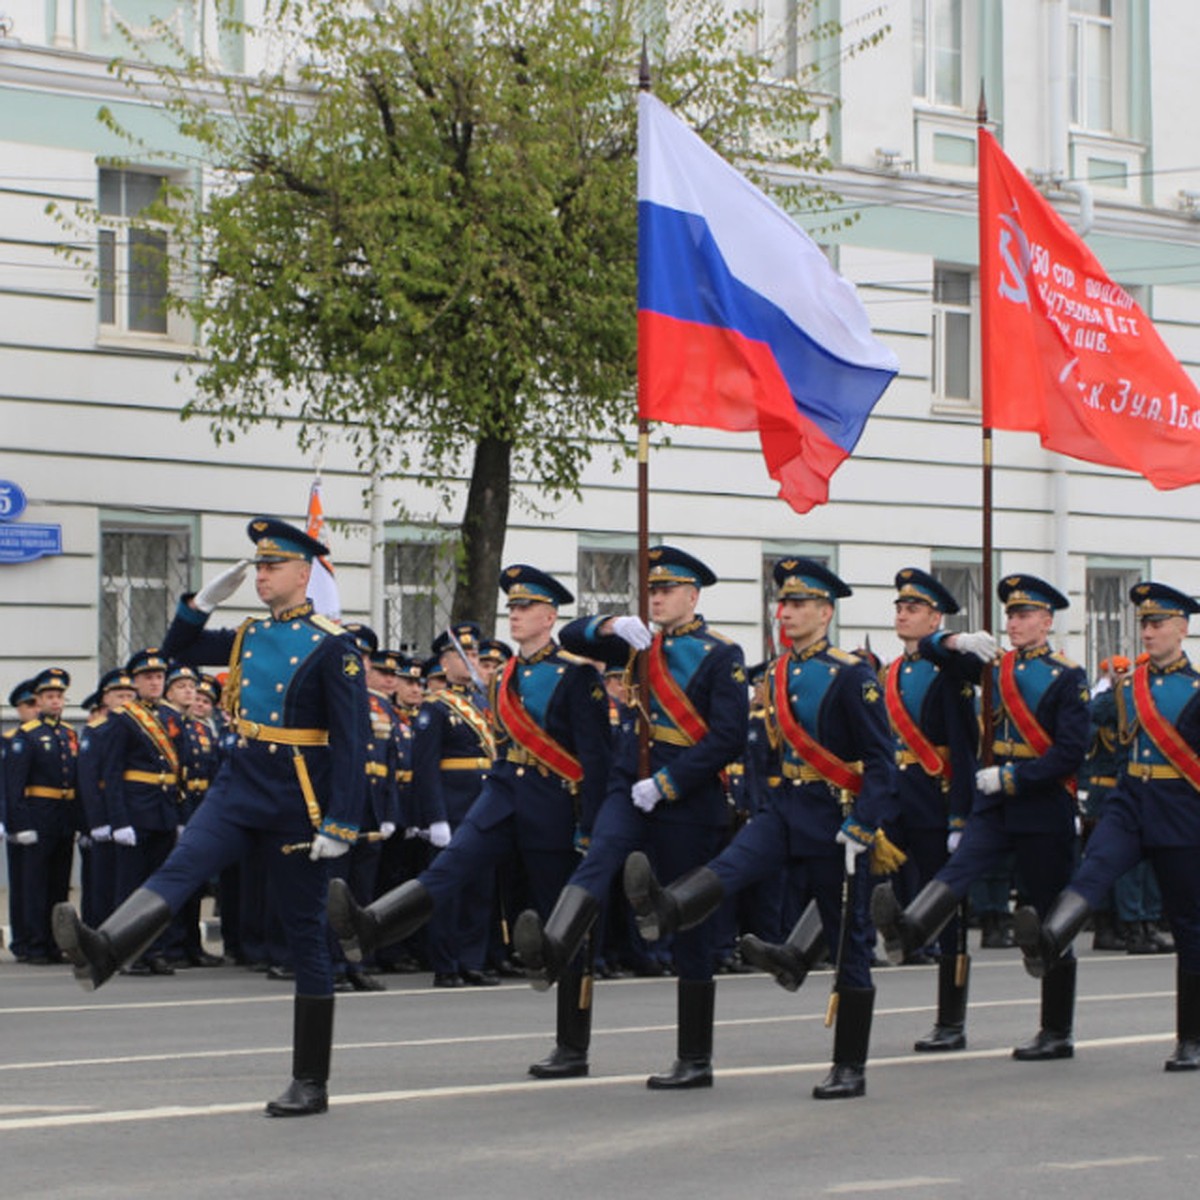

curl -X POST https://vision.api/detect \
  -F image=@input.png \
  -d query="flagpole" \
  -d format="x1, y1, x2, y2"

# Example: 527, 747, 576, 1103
636, 41, 652, 781
978, 84, 995, 754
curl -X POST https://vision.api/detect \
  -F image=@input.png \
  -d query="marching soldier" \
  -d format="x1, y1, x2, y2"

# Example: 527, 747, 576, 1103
411, 622, 495, 986
329, 564, 611, 1074
4, 678, 42, 960
882, 569, 994, 1051
54, 517, 369, 1117
1014, 581, 1200, 1072
873, 574, 1089, 1062
512, 546, 747, 1089
622, 558, 900, 1098
5, 668, 78, 964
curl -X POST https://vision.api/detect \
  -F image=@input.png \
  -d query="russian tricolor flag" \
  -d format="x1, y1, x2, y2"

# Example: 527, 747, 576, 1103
637, 92, 898, 513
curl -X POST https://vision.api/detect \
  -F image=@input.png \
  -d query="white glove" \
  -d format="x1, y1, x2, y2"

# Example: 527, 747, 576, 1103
0, 822, 6, 842
428, 821, 451, 849
194, 559, 252, 613
947, 830, 963, 854
309, 834, 351, 861
632, 778, 663, 813
611, 615, 653, 650
13, 829, 39, 846
112, 825, 138, 847
404, 826, 420, 840
379, 822, 396, 840
835, 830, 869, 875
90, 825, 113, 843
975, 766, 1002, 795
953, 630, 999, 663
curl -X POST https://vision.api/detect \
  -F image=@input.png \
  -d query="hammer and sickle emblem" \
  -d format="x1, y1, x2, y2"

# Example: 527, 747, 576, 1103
997, 206, 1031, 308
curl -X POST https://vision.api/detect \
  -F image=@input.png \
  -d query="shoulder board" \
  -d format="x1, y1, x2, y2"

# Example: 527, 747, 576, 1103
555, 649, 591, 666
703, 628, 735, 645
3, 728, 16, 739
20, 718, 41, 732
826, 647, 860, 664
1049, 651, 1081, 670
310, 614, 345, 636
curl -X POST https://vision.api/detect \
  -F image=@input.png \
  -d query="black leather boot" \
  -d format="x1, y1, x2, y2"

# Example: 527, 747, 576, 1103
647, 979, 715, 1090
529, 961, 593, 1079
624, 852, 724, 944
813, 986, 875, 1099
1090, 910, 1125, 951
53, 889, 173, 992
1165, 965, 1200, 1072
914, 954, 968, 1052
737, 900, 824, 992
1013, 889, 1090, 979
265, 994, 334, 1116
1013, 956, 1075, 1060
327, 877, 433, 965
513, 885, 599, 992
871, 879, 958, 966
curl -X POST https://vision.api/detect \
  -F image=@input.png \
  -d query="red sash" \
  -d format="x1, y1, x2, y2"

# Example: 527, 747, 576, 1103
121, 701, 180, 774
1132, 663, 1200, 792
496, 658, 583, 784
997, 650, 1076, 795
648, 634, 709, 746
885, 659, 951, 780
772, 656, 862, 795
437, 688, 496, 759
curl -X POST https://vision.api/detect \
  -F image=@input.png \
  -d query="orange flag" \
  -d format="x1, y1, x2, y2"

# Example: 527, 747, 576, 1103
980, 127, 1200, 489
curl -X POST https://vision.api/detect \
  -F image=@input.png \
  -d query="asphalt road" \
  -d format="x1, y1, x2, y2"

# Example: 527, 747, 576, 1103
0, 941, 1195, 1200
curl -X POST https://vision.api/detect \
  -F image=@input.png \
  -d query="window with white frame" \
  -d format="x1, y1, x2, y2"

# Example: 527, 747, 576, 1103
755, 0, 819, 82
577, 546, 636, 617
932, 264, 975, 407
1069, 1, 1114, 134
98, 167, 170, 335
1085, 563, 1144, 680
912, 0, 963, 107
100, 523, 192, 667
383, 537, 457, 654
931, 558, 983, 635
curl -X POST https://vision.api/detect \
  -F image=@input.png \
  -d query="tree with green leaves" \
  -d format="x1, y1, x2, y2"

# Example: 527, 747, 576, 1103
75, 0, 885, 626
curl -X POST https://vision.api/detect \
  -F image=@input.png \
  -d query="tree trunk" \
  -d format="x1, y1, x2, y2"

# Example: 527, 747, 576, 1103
453, 434, 512, 635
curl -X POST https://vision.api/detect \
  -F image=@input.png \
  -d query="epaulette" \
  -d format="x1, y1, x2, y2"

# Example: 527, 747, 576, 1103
555, 648, 591, 666
20, 717, 42, 732
826, 647, 860, 664
311, 614, 345, 637
703, 628, 735, 645
1050, 650, 1081, 669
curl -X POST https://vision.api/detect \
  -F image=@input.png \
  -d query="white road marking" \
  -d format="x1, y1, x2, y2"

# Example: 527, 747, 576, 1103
825, 1178, 961, 1194
1043, 1155, 1161, 1170
0, 1030, 1180, 1134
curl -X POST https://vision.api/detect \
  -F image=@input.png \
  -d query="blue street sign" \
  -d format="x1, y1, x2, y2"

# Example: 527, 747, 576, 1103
0, 479, 28, 521
0, 523, 62, 564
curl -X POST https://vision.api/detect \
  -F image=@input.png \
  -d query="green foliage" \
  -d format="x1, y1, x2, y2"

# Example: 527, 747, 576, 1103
62, 0, 879, 500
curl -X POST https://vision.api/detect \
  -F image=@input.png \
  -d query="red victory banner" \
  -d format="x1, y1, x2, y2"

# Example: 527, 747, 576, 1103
979, 127, 1200, 489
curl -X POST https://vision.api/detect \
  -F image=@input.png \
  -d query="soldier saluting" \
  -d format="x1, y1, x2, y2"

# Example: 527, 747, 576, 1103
54, 517, 369, 1117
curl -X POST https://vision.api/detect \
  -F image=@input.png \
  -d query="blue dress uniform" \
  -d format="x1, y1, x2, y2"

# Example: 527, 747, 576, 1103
102, 648, 185, 974
53, 517, 368, 1118
3, 679, 40, 959
624, 559, 900, 1099
873, 573, 1089, 1063
1016, 582, 1200, 1071
5, 669, 78, 962
517, 546, 747, 1090
884, 569, 980, 1051
327, 566, 612, 1075
328, 650, 403, 989
412, 622, 495, 984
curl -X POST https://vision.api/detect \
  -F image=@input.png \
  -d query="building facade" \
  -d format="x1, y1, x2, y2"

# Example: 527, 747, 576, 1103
3, 0, 1200, 723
